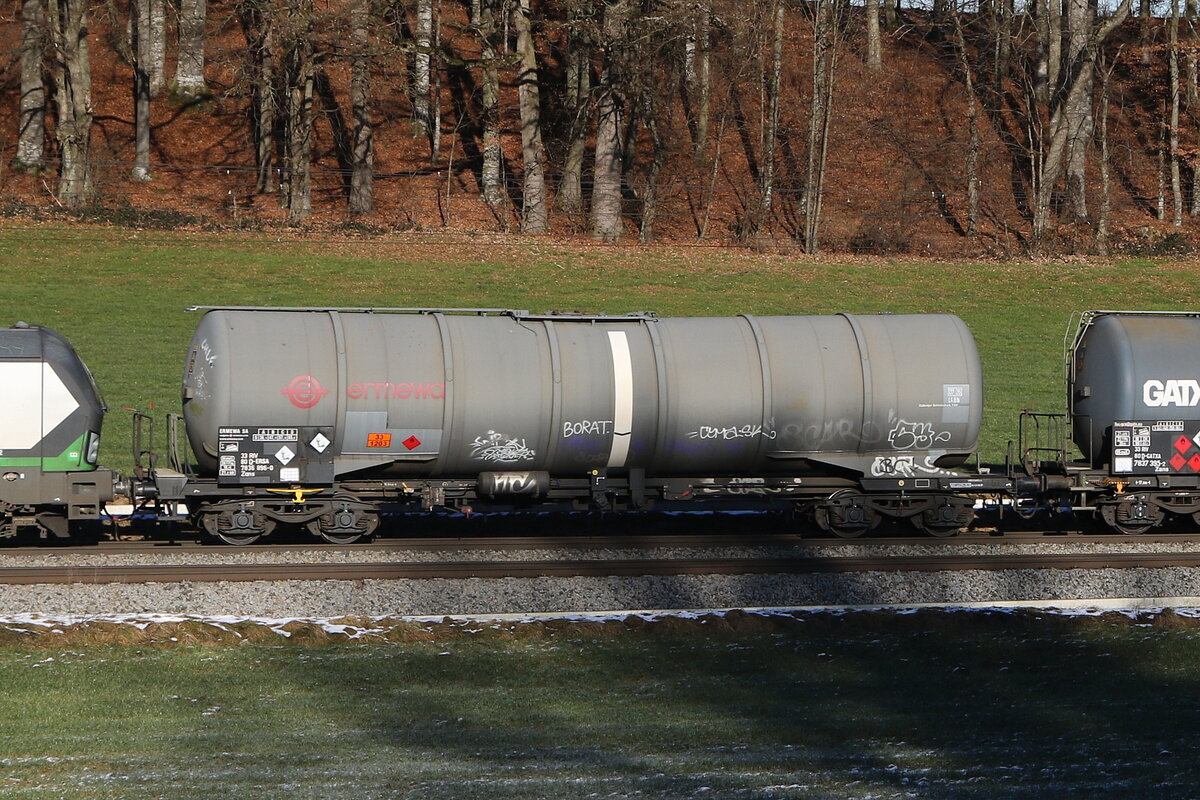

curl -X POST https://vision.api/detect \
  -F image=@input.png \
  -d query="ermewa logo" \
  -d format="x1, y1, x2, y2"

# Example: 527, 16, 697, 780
1143, 379, 1200, 407
282, 375, 329, 409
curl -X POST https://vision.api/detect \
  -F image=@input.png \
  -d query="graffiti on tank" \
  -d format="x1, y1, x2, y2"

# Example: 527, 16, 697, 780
563, 420, 614, 437
199, 338, 217, 367
488, 472, 542, 494
687, 425, 778, 441
782, 419, 858, 450
697, 486, 786, 496
887, 419, 952, 450
870, 455, 955, 477
471, 430, 535, 463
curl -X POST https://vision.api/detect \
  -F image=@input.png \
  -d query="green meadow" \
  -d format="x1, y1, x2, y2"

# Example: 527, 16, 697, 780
3, 611, 1200, 798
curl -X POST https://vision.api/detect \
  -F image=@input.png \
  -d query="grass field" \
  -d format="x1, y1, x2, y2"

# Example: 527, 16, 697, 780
3, 611, 1200, 798
1, 223, 1195, 474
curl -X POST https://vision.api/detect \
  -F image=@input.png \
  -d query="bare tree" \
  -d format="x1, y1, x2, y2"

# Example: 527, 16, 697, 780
1034, 0, 1062, 103
1170, 0, 1183, 225
804, 0, 841, 253
138, 0, 166, 96
476, 0, 508, 227
684, 2, 712, 150
866, 0, 882, 71
1063, 0, 1094, 222
751, 0, 783, 239
412, 0, 433, 150
282, 0, 315, 222
953, 6, 979, 237
1095, 50, 1115, 254
236, 0, 279, 195
591, 0, 631, 242
130, 0, 153, 180
558, 0, 592, 215
349, 0, 374, 213
514, 0, 548, 232
47, 0, 92, 206
173, 0, 210, 100
1031, 0, 1133, 248
14, 0, 47, 172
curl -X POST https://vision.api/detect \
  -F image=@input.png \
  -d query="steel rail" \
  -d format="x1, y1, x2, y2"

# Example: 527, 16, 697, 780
5, 552, 1200, 585
3, 530, 1199, 558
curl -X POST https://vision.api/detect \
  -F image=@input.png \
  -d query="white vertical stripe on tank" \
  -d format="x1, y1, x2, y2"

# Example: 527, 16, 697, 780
607, 331, 633, 469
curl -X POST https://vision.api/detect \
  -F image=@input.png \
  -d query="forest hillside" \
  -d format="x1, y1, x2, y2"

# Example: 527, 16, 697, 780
0, 0, 1189, 256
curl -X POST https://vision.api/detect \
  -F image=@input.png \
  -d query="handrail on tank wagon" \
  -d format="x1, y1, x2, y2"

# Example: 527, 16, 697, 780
185, 306, 660, 322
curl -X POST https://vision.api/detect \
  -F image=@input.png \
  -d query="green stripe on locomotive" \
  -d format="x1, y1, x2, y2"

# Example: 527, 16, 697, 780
0, 432, 98, 472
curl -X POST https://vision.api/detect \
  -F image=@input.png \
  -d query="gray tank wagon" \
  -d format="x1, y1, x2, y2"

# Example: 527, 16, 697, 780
168, 307, 997, 543
1049, 311, 1200, 533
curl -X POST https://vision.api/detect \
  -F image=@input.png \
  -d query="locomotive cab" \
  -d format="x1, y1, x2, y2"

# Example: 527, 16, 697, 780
0, 322, 114, 537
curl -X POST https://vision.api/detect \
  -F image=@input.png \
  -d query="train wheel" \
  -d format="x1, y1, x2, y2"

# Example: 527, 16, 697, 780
306, 498, 379, 545
201, 510, 276, 545
1099, 495, 1163, 535
912, 499, 975, 538
814, 491, 880, 539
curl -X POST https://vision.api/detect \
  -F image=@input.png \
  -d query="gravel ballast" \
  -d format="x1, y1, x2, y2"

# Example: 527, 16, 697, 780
3, 566, 1200, 616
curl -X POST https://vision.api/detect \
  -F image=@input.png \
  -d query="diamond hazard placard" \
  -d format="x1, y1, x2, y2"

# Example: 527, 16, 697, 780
403, 435, 422, 450
1112, 420, 1200, 475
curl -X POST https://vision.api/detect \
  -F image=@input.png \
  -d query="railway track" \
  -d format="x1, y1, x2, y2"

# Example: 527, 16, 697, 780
6, 529, 1200, 557
6, 551, 1200, 585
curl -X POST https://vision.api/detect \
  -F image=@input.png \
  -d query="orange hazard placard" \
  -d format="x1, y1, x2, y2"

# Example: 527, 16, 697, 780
367, 433, 393, 448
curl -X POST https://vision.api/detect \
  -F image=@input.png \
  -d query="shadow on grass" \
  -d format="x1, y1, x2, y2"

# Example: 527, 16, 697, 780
239, 601, 1200, 798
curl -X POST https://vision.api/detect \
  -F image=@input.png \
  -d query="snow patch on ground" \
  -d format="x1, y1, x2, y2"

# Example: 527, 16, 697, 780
3, 601, 1200, 638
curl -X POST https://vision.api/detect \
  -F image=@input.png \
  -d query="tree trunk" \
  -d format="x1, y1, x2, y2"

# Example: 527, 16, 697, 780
15, 0, 47, 172
694, 3, 710, 153
140, 0, 166, 96
47, 0, 91, 207
1141, 0, 1153, 65
413, 0, 433, 147
804, 0, 839, 253
866, 0, 882, 71
349, 0, 374, 214
590, 0, 629, 243
1171, 0, 1183, 225
1096, 53, 1112, 254
558, 1, 591, 215
954, 10, 979, 236
477, 0, 507, 227
683, 2, 711, 154
174, 0, 209, 100
753, 0, 784, 238
430, 0, 441, 161
237, 0, 278, 194
284, 0, 314, 223
514, 0, 547, 232
1031, 0, 1133, 248
1035, 0, 1062, 104
131, 0, 153, 181
1063, 0, 1093, 223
